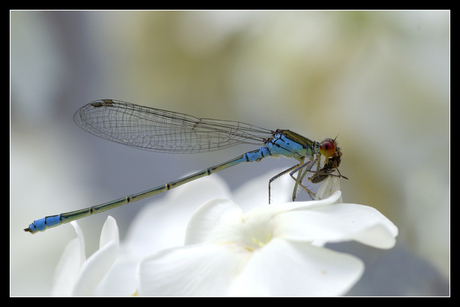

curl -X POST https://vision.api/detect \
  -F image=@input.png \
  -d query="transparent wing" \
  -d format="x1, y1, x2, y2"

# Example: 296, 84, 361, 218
73, 99, 273, 154
315, 170, 343, 203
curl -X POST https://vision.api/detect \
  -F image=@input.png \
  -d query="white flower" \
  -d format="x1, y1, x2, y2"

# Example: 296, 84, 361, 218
50, 216, 119, 296
137, 191, 398, 296
50, 169, 397, 296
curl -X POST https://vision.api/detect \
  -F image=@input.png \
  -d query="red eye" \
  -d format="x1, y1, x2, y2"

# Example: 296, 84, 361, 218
319, 139, 336, 157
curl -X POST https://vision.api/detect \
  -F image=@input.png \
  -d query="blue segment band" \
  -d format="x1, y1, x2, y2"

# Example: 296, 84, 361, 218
28, 215, 63, 233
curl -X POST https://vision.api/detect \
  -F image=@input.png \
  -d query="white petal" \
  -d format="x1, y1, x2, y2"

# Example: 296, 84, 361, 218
278, 191, 342, 211
72, 241, 119, 296
125, 175, 232, 258
72, 217, 120, 296
236, 192, 342, 224
99, 216, 119, 249
348, 221, 398, 249
185, 198, 243, 245
230, 238, 364, 296
137, 243, 250, 296
93, 257, 139, 296
275, 203, 398, 248
71, 220, 86, 262
50, 238, 82, 296
50, 221, 86, 296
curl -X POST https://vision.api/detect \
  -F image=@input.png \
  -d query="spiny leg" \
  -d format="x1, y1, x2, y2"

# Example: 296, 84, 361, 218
289, 158, 318, 201
292, 156, 322, 200
268, 160, 306, 204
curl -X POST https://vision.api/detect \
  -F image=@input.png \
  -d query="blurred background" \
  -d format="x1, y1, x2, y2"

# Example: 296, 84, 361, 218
11, 11, 449, 296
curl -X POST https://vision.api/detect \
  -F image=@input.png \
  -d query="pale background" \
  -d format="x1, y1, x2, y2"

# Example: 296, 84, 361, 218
11, 10, 449, 296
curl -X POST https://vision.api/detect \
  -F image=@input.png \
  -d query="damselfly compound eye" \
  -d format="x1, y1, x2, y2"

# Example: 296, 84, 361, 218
319, 139, 336, 158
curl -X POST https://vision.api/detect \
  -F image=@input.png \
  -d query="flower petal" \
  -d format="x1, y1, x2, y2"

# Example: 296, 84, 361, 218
185, 198, 243, 245
72, 241, 119, 296
230, 238, 364, 296
50, 221, 86, 296
234, 191, 343, 225
99, 216, 119, 249
277, 191, 342, 211
137, 243, 250, 296
275, 203, 398, 248
50, 238, 82, 296
72, 217, 120, 296
72, 220, 86, 262
93, 257, 139, 296
125, 175, 232, 258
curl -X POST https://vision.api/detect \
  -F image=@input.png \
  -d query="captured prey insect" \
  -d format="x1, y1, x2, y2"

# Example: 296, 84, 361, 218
25, 99, 346, 234
310, 141, 348, 184
288, 136, 348, 200
307, 139, 348, 200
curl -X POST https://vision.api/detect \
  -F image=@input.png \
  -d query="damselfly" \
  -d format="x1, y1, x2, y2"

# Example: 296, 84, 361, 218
25, 99, 345, 234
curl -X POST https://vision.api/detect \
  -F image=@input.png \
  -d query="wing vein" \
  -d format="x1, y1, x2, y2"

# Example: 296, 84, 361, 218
73, 99, 272, 154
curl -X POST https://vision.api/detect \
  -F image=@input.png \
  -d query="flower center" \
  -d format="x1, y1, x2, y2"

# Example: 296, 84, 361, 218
245, 234, 271, 251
